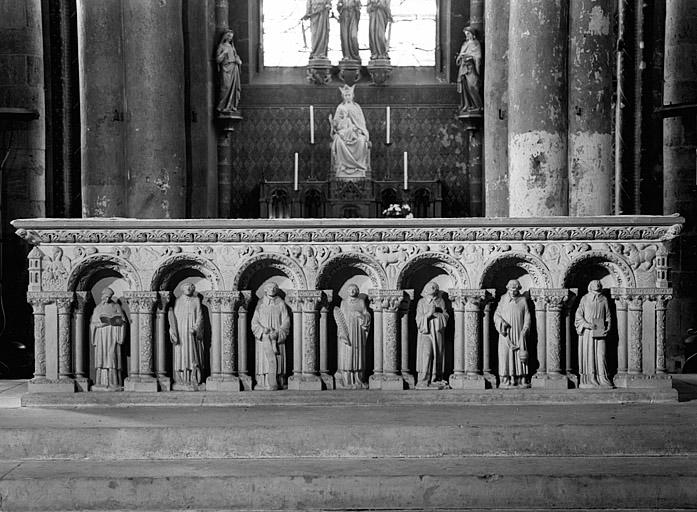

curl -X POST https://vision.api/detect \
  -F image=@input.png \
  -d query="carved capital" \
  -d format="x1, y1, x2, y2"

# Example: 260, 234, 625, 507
238, 290, 253, 312
449, 288, 495, 311
73, 291, 91, 314
158, 291, 172, 311
123, 291, 158, 313
369, 289, 413, 312
53, 292, 75, 314
611, 287, 669, 310
27, 292, 53, 314
286, 290, 332, 313
530, 288, 575, 310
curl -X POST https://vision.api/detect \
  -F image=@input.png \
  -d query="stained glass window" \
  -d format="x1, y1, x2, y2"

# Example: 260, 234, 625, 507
262, 0, 437, 67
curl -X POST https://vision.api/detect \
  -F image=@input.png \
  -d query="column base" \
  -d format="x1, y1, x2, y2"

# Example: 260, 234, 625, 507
483, 372, 497, 389
402, 372, 416, 389
449, 373, 486, 390
74, 377, 90, 392
287, 374, 323, 391
376, 373, 405, 390
369, 373, 383, 389
238, 374, 253, 391
124, 376, 159, 392
157, 377, 172, 392
28, 378, 76, 393
614, 373, 673, 389
206, 376, 242, 392
320, 372, 335, 390
531, 373, 570, 389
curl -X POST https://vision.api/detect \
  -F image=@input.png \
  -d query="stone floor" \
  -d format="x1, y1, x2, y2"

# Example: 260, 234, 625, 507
1, 376, 697, 511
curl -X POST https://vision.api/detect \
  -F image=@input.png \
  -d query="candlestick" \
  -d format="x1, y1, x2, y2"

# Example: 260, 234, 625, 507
294, 153, 299, 191
386, 106, 391, 145
403, 152, 408, 190
310, 105, 315, 144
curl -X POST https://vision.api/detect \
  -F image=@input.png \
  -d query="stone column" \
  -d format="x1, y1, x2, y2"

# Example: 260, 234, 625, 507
122, 0, 187, 218
369, 296, 384, 389
207, 291, 241, 391
568, 0, 613, 215
123, 292, 158, 392
287, 291, 324, 390
508, 0, 569, 216
482, 302, 493, 377
450, 289, 490, 389
400, 304, 413, 387
73, 292, 90, 391
663, 1, 697, 223
379, 291, 406, 390
77, 0, 126, 216
627, 295, 644, 376
27, 294, 50, 390
612, 291, 629, 385
654, 292, 673, 375
530, 292, 547, 386
545, 291, 571, 388
484, 0, 510, 216
237, 292, 252, 390
319, 294, 334, 390
155, 292, 172, 391
450, 295, 466, 382
53, 293, 76, 392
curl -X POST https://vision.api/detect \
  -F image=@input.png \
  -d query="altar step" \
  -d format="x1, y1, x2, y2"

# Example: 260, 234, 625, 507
1, 456, 696, 511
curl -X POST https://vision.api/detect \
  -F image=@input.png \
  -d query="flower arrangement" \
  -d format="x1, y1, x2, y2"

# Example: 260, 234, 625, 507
382, 203, 413, 219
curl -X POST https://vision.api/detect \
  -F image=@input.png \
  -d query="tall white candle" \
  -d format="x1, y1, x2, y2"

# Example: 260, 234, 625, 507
310, 105, 315, 144
386, 106, 391, 144
294, 153, 299, 191
403, 152, 408, 190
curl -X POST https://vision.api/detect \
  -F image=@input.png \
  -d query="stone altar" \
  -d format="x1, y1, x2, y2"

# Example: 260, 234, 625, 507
13, 215, 682, 393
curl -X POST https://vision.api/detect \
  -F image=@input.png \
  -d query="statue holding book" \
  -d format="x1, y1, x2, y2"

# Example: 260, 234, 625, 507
90, 287, 127, 390
169, 283, 205, 387
575, 280, 614, 388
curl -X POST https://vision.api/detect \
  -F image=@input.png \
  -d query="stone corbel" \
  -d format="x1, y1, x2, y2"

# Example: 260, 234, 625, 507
306, 58, 332, 86
448, 289, 495, 389
367, 58, 392, 86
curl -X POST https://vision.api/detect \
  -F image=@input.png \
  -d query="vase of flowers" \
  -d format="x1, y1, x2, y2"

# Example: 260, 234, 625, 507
382, 203, 413, 219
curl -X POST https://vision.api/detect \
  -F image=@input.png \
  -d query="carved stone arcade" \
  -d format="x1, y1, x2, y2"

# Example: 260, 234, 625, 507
13, 216, 682, 393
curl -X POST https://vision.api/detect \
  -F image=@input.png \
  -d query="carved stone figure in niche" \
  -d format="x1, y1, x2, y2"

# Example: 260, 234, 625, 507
302, 0, 332, 60
575, 280, 614, 388
415, 282, 450, 389
216, 30, 242, 117
90, 287, 127, 390
330, 85, 371, 178
338, 0, 361, 62
334, 284, 371, 388
169, 283, 205, 387
252, 282, 291, 390
367, 0, 392, 60
456, 27, 483, 112
494, 280, 531, 388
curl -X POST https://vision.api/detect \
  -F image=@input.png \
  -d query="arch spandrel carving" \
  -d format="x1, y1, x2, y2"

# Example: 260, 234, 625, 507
478, 252, 553, 289
233, 253, 308, 290
150, 254, 225, 291
315, 252, 388, 290
67, 254, 142, 292
561, 251, 637, 289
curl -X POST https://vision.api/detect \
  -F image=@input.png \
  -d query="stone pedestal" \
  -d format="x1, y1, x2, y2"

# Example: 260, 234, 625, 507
338, 59, 361, 85
368, 58, 392, 86
307, 58, 332, 85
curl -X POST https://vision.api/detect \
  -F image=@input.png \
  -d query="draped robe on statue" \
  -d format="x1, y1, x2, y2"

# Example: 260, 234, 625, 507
252, 296, 291, 390
457, 39, 482, 110
415, 294, 449, 386
90, 301, 127, 388
334, 297, 371, 388
331, 101, 370, 178
338, 0, 361, 61
216, 39, 241, 114
306, 0, 331, 60
368, 0, 392, 59
494, 295, 531, 382
575, 292, 614, 388
169, 294, 204, 385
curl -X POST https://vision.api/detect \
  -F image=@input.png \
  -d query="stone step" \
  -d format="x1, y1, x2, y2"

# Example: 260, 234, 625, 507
0, 456, 696, 511
2, 403, 696, 460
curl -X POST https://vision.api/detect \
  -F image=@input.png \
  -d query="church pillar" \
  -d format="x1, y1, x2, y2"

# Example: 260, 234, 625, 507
56, 294, 74, 384
531, 290, 572, 389
568, 0, 613, 215
450, 289, 490, 389
123, 292, 158, 392
663, 0, 697, 222
369, 298, 384, 389
400, 304, 413, 387
288, 291, 323, 390
654, 292, 672, 375
380, 292, 405, 390
206, 294, 223, 378
484, 0, 509, 216
612, 291, 629, 381
27, 295, 49, 385
156, 292, 172, 390
508, 0, 569, 216
77, 0, 126, 216
530, 293, 547, 386
237, 292, 252, 390
319, 299, 333, 389
627, 295, 644, 376
289, 298, 303, 385
451, 296, 465, 380
122, 0, 187, 218
72, 292, 89, 391
206, 291, 241, 391
482, 302, 493, 377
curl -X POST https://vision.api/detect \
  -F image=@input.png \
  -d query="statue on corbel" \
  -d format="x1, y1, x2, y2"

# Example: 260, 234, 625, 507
367, 0, 393, 85
456, 26, 483, 119
303, 0, 333, 85
216, 29, 243, 130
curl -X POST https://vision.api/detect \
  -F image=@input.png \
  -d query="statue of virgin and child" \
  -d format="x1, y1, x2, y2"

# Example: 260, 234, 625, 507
329, 85, 371, 179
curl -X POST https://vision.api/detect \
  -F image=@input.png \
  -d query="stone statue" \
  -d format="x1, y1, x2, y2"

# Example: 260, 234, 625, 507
494, 279, 531, 388
329, 85, 371, 178
216, 30, 242, 116
90, 287, 127, 390
338, 0, 361, 62
169, 283, 205, 387
575, 280, 614, 388
456, 27, 483, 112
251, 282, 291, 390
334, 284, 371, 388
415, 282, 450, 389
367, 0, 392, 60
302, 0, 332, 60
